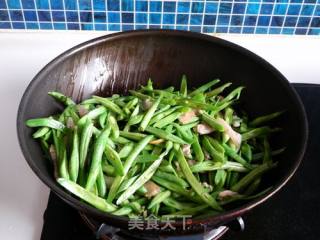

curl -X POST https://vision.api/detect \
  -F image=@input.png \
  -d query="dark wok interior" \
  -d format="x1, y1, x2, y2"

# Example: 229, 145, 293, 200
17, 30, 307, 234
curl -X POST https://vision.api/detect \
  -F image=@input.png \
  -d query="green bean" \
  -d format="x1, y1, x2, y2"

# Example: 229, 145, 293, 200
206, 136, 225, 154
139, 96, 162, 131
148, 190, 171, 209
53, 131, 69, 180
149, 106, 181, 125
176, 148, 222, 211
136, 152, 158, 163
92, 96, 124, 116
250, 111, 284, 127
241, 126, 272, 141
119, 131, 146, 141
126, 201, 142, 213
153, 111, 182, 129
58, 178, 116, 212
117, 176, 138, 194
200, 111, 224, 132
69, 127, 79, 182
108, 113, 120, 138
107, 135, 154, 203
80, 98, 99, 105
252, 147, 286, 161
129, 90, 151, 100
104, 144, 124, 176
244, 178, 261, 195
180, 74, 188, 97
173, 123, 194, 144
190, 161, 249, 173
163, 205, 209, 217
78, 106, 107, 127
241, 143, 252, 162
214, 169, 227, 189
102, 162, 115, 176
177, 99, 220, 111
124, 97, 139, 114
42, 129, 52, 141
202, 137, 225, 162
263, 137, 271, 163
78, 119, 93, 184
206, 82, 232, 97
145, 126, 187, 145
191, 134, 204, 162
151, 175, 196, 201
111, 136, 132, 145
229, 172, 240, 188
126, 114, 144, 129
219, 86, 244, 104
26, 117, 65, 131
48, 91, 75, 106
97, 166, 106, 197
98, 111, 108, 129
190, 79, 220, 96
220, 187, 272, 205
116, 141, 172, 205
163, 197, 195, 210
32, 127, 50, 138
154, 171, 189, 188
118, 143, 134, 159
231, 162, 277, 193
222, 143, 252, 169
85, 126, 111, 191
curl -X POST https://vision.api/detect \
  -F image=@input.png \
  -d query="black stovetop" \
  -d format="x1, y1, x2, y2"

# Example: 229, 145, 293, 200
41, 84, 320, 240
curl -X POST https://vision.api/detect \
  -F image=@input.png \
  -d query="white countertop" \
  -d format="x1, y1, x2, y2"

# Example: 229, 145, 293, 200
0, 30, 319, 240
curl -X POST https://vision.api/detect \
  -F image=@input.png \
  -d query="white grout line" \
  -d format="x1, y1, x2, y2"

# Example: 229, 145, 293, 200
280, 2, 291, 34
267, 1, 277, 34
187, 0, 192, 31
75, 0, 81, 30
253, 1, 263, 34
227, 1, 235, 33
214, 0, 222, 33
90, 0, 95, 30
306, 1, 317, 34
46, 0, 54, 29
105, 0, 109, 31
61, 0, 67, 30
18, 0, 26, 29
200, 0, 206, 33
4, 0, 13, 29
293, 0, 305, 34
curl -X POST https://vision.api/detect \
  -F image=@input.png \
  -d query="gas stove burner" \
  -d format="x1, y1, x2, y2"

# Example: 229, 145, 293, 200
79, 213, 245, 240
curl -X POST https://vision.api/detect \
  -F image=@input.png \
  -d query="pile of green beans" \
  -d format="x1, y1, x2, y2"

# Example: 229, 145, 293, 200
26, 76, 284, 218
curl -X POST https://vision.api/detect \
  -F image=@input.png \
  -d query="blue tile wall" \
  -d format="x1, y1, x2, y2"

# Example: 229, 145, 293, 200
0, 0, 319, 35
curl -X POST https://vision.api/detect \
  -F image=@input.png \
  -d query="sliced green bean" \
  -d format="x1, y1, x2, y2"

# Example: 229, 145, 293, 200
118, 143, 134, 159
206, 82, 232, 97
69, 127, 79, 182
192, 134, 204, 162
189, 79, 220, 96
148, 190, 171, 209
26, 117, 65, 131
176, 148, 222, 211
241, 126, 272, 141
85, 126, 111, 191
250, 111, 284, 127
231, 162, 277, 193
116, 141, 172, 205
139, 96, 162, 131
92, 96, 124, 116
145, 126, 187, 144
107, 135, 154, 203
200, 111, 224, 132
97, 166, 107, 197
104, 144, 124, 176
180, 74, 188, 97
58, 178, 116, 212
154, 171, 189, 188
48, 91, 75, 106
202, 137, 225, 163
32, 127, 50, 138
222, 143, 252, 169
108, 113, 120, 138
